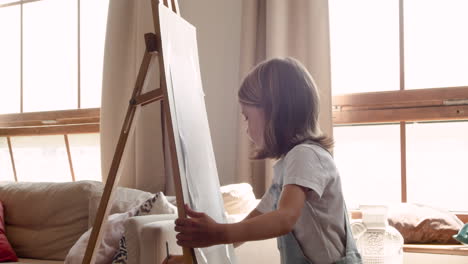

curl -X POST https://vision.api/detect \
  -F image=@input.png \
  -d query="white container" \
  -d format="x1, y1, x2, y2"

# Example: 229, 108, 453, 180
351, 205, 404, 264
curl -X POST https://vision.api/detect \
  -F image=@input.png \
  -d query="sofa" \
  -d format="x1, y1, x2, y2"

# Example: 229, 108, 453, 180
0, 180, 276, 264
0, 180, 271, 264
1, 181, 466, 264
0, 180, 158, 264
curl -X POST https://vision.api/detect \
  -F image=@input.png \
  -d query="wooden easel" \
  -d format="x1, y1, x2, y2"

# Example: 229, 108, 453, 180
82, 0, 196, 263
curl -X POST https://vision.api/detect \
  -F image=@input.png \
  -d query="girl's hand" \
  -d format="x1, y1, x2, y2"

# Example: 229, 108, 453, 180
162, 255, 184, 264
174, 204, 227, 248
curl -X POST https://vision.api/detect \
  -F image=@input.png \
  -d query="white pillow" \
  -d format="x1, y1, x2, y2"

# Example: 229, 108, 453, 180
65, 211, 133, 264
88, 187, 154, 228
134, 192, 177, 216
220, 183, 258, 215
65, 192, 177, 264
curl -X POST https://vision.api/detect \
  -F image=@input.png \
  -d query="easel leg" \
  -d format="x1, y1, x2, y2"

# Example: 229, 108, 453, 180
82, 50, 153, 264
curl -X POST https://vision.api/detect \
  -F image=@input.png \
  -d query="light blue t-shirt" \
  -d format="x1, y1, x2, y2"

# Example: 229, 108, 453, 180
256, 143, 346, 263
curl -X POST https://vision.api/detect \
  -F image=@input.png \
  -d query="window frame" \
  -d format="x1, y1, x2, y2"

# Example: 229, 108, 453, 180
0, 108, 100, 182
0, 0, 102, 182
333, 86, 468, 125
332, 0, 468, 203
0, 108, 99, 135
331, 0, 468, 252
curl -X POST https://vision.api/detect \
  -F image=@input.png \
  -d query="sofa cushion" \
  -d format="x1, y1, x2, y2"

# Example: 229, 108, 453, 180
65, 211, 134, 264
0, 181, 102, 260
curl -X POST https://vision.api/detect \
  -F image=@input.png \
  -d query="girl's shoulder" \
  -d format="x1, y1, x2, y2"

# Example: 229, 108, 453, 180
287, 141, 332, 160
279, 142, 339, 186
281, 142, 335, 170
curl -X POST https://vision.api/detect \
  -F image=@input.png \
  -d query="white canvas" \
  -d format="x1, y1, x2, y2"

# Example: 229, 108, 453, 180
157, 3, 237, 264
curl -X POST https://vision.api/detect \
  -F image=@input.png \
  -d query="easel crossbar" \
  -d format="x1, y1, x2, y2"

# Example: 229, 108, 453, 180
132, 88, 164, 106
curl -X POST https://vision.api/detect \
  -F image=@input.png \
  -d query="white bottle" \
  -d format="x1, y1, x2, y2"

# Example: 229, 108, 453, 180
351, 205, 404, 264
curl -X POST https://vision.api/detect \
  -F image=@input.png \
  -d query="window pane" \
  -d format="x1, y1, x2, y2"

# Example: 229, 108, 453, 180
23, 0, 77, 112
329, 0, 399, 95
0, 5, 20, 114
0, 138, 15, 182
68, 133, 101, 181
405, 0, 468, 89
80, 0, 109, 108
10, 135, 72, 182
407, 121, 468, 211
334, 124, 401, 209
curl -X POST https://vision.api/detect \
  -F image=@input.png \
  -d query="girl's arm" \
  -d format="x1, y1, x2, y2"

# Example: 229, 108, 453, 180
175, 184, 307, 248
242, 207, 263, 221
233, 208, 263, 248
162, 208, 265, 263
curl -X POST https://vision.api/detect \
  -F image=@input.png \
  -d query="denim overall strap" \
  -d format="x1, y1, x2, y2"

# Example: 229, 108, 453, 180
334, 204, 362, 264
276, 203, 362, 264
277, 231, 312, 264
270, 141, 362, 264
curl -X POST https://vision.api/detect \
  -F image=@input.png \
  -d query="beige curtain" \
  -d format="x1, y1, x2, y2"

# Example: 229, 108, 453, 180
100, 0, 167, 193
236, 0, 333, 198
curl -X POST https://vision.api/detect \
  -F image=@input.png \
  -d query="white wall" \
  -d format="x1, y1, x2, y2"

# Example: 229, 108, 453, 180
178, 0, 243, 185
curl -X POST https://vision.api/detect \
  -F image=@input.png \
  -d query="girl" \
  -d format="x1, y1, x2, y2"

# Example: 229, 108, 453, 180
167, 57, 361, 264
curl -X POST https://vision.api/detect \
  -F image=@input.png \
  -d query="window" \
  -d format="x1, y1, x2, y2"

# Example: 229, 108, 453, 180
329, 0, 468, 212
333, 124, 401, 209
0, 0, 109, 182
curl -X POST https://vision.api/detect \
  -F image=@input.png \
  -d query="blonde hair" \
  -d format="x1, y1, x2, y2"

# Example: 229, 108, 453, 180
238, 57, 333, 159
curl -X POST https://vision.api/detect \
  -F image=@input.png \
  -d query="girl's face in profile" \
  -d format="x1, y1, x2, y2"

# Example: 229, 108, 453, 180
240, 103, 265, 148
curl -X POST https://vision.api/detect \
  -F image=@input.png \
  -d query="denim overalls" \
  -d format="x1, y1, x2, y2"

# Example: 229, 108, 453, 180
270, 154, 362, 264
